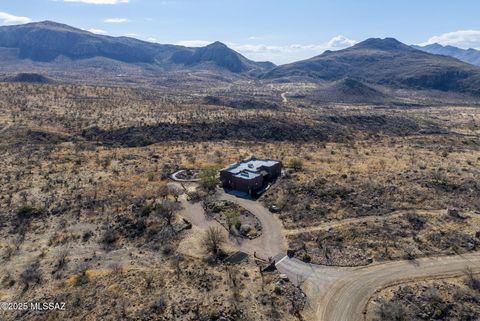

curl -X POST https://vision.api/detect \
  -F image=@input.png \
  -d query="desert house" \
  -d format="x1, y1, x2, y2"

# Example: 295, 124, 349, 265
220, 158, 282, 195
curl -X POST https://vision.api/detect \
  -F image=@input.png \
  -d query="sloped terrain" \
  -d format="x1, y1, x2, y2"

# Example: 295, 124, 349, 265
0, 21, 274, 83
414, 43, 480, 66
264, 38, 480, 94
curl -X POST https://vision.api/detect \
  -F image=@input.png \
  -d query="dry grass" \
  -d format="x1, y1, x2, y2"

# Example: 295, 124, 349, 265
1, 81, 479, 320
368, 273, 480, 321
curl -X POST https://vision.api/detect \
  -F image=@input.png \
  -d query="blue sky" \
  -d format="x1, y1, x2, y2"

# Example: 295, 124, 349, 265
1, 0, 480, 64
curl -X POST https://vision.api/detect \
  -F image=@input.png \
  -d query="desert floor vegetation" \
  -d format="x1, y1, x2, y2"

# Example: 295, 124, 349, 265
1, 81, 479, 320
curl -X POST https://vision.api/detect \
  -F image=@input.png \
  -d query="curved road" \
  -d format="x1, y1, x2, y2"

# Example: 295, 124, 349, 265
178, 188, 286, 260
218, 192, 286, 259
275, 253, 480, 321
178, 187, 480, 321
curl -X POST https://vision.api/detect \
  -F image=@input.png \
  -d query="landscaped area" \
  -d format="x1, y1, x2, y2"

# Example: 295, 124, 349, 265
204, 199, 262, 239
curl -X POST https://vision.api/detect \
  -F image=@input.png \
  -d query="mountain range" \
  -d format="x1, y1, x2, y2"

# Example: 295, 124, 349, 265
1, 21, 480, 97
264, 38, 480, 94
413, 43, 480, 66
0, 21, 273, 77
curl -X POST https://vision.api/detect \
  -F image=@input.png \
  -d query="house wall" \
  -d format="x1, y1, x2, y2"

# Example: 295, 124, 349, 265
263, 162, 282, 179
220, 170, 234, 187
231, 175, 264, 193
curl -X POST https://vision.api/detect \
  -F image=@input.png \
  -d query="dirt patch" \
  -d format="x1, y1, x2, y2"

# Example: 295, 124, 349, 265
369, 274, 480, 321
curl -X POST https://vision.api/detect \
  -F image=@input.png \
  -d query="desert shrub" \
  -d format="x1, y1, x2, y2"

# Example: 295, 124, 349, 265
187, 189, 206, 203
465, 269, 480, 292
54, 250, 68, 272
19, 261, 42, 290
288, 157, 304, 171
202, 226, 226, 260
100, 227, 118, 250
16, 205, 44, 221
273, 285, 283, 295
208, 310, 220, 320
1, 272, 15, 288
75, 267, 89, 286
424, 288, 450, 319
375, 300, 411, 321
406, 212, 426, 231
82, 230, 94, 242
150, 296, 167, 314
225, 209, 240, 233
199, 167, 219, 192
152, 200, 181, 228
167, 184, 184, 202
2, 244, 16, 261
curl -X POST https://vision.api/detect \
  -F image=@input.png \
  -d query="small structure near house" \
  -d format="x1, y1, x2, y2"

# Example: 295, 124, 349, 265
220, 157, 282, 195
223, 251, 249, 264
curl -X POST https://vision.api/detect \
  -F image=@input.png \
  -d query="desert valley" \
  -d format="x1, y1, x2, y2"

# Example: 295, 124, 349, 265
0, 18, 480, 321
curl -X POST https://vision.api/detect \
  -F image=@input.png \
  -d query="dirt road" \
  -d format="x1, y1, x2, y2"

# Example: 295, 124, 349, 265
275, 253, 480, 321
178, 189, 285, 260
219, 191, 286, 259
178, 187, 480, 321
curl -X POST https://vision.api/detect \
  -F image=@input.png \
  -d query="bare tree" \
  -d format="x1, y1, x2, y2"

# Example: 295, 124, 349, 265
153, 200, 182, 230
202, 226, 226, 259
157, 185, 169, 200
19, 260, 42, 291
167, 184, 184, 202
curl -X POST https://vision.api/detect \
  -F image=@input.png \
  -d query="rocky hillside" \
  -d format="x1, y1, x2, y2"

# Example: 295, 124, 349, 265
413, 43, 480, 66
264, 38, 480, 94
0, 21, 274, 75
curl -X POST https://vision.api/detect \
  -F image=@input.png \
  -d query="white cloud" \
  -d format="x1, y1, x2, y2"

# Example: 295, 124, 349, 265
421, 30, 480, 49
174, 35, 357, 64
124, 33, 138, 37
0, 11, 31, 25
87, 28, 108, 35
147, 37, 158, 43
327, 35, 357, 49
176, 40, 211, 47
104, 18, 128, 23
231, 35, 357, 64
63, 0, 129, 4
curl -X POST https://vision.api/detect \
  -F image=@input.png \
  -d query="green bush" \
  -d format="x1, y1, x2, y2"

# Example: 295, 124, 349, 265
199, 167, 219, 192
288, 158, 304, 171
209, 309, 220, 320
234, 220, 242, 230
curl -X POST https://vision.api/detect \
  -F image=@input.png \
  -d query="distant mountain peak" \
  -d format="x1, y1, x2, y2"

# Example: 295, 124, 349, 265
354, 37, 411, 51
0, 20, 274, 74
184, 41, 250, 72
414, 43, 480, 66
264, 37, 480, 94
35, 20, 67, 26
21, 20, 84, 32
207, 41, 228, 48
